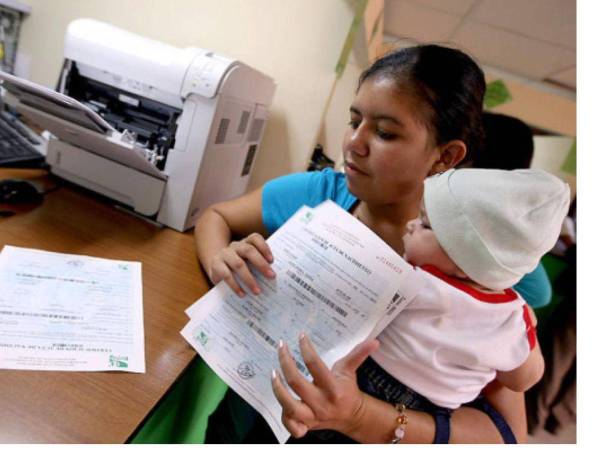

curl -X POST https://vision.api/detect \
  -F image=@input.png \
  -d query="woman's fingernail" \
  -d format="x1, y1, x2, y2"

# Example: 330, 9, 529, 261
299, 332, 306, 341
272, 369, 277, 380
267, 269, 276, 277
253, 287, 261, 295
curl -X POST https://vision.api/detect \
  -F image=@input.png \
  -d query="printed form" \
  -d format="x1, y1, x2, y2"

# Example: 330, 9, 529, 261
182, 201, 424, 443
0, 246, 145, 373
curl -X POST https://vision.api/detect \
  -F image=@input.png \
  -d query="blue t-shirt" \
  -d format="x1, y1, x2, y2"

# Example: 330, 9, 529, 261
512, 263, 551, 308
262, 168, 551, 307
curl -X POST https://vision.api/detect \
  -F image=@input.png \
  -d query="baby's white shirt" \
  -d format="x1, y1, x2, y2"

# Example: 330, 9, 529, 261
372, 265, 535, 409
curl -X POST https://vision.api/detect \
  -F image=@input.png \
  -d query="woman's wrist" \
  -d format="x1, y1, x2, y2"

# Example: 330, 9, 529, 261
337, 391, 368, 437
338, 393, 408, 443
340, 394, 437, 444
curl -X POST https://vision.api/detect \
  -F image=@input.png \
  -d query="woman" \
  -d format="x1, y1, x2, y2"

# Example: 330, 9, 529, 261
195, 45, 535, 443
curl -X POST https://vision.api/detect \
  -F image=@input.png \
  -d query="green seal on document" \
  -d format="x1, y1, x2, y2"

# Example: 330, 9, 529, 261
109, 355, 129, 368
197, 331, 209, 346
300, 211, 314, 224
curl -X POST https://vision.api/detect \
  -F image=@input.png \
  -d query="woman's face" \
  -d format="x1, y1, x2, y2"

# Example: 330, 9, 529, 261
343, 76, 439, 205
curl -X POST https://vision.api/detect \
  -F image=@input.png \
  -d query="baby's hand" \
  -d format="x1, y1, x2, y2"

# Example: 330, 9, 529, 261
208, 233, 275, 297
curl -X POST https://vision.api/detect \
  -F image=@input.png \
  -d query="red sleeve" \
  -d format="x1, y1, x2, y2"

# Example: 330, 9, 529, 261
522, 305, 537, 350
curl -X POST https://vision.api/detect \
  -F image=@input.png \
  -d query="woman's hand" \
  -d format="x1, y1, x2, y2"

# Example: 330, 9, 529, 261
207, 232, 275, 297
271, 333, 380, 438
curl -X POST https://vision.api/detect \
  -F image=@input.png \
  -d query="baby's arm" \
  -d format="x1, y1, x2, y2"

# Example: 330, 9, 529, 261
496, 305, 545, 392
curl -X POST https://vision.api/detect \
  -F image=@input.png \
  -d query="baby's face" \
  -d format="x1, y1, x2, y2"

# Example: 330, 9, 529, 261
402, 205, 464, 277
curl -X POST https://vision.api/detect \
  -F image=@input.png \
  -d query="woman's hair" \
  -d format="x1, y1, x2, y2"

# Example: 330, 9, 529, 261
358, 45, 486, 158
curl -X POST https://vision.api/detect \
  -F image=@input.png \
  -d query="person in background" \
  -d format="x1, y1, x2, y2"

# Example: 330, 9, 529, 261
195, 45, 547, 443
467, 112, 535, 170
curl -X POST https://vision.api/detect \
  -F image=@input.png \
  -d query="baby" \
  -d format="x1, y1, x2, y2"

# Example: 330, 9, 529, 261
370, 168, 570, 409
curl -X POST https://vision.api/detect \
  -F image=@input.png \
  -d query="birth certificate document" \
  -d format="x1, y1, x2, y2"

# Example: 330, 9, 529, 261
0, 246, 145, 373
182, 201, 424, 442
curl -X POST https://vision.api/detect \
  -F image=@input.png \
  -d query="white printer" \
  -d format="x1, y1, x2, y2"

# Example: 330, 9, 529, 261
4, 19, 276, 231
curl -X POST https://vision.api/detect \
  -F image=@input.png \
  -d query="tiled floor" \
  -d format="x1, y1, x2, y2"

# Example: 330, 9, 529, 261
527, 422, 576, 444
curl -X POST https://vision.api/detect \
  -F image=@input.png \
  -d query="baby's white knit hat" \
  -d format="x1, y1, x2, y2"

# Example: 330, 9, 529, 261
424, 168, 570, 290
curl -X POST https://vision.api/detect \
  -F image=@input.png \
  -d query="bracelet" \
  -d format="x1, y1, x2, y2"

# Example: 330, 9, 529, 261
391, 403, 408, 444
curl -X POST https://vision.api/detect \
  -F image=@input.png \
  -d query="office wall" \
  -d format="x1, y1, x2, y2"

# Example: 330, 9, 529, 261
17, 0, 356, 189
532, 136, 576, 198
491, 79, 576, 137
317, 53, 363, 166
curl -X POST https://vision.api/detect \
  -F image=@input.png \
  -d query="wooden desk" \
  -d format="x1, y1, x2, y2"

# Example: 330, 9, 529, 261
0, 169, 209, 443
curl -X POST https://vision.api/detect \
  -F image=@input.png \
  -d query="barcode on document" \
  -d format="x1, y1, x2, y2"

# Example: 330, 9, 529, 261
247, 319, 277, 348
246, 319, 309, 376
0, 310, 82, 320
287, 271, 348, 317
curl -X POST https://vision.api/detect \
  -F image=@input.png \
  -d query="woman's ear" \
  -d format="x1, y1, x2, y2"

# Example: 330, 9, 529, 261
430, 140, 467, 175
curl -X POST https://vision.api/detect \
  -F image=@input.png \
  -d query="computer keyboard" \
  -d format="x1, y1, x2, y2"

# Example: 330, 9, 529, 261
0, 112, 44, 166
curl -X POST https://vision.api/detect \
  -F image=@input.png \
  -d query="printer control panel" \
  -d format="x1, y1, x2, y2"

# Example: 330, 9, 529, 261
181, 53, 234, 99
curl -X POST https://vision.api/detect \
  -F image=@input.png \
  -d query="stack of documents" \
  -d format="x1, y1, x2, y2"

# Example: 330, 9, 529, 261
181, 201, 424, 443
0, 246, 145, 373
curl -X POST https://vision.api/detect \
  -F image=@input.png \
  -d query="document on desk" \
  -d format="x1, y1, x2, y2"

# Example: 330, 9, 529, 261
182, 200, 425, 443
0, 246, 145, 373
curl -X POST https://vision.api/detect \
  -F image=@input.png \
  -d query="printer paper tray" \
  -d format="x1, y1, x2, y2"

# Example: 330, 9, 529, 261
47, 139, 166, 216
18, 103, 166, 180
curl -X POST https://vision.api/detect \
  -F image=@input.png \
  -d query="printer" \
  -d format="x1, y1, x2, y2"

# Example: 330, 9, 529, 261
3, 19, 276, 231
